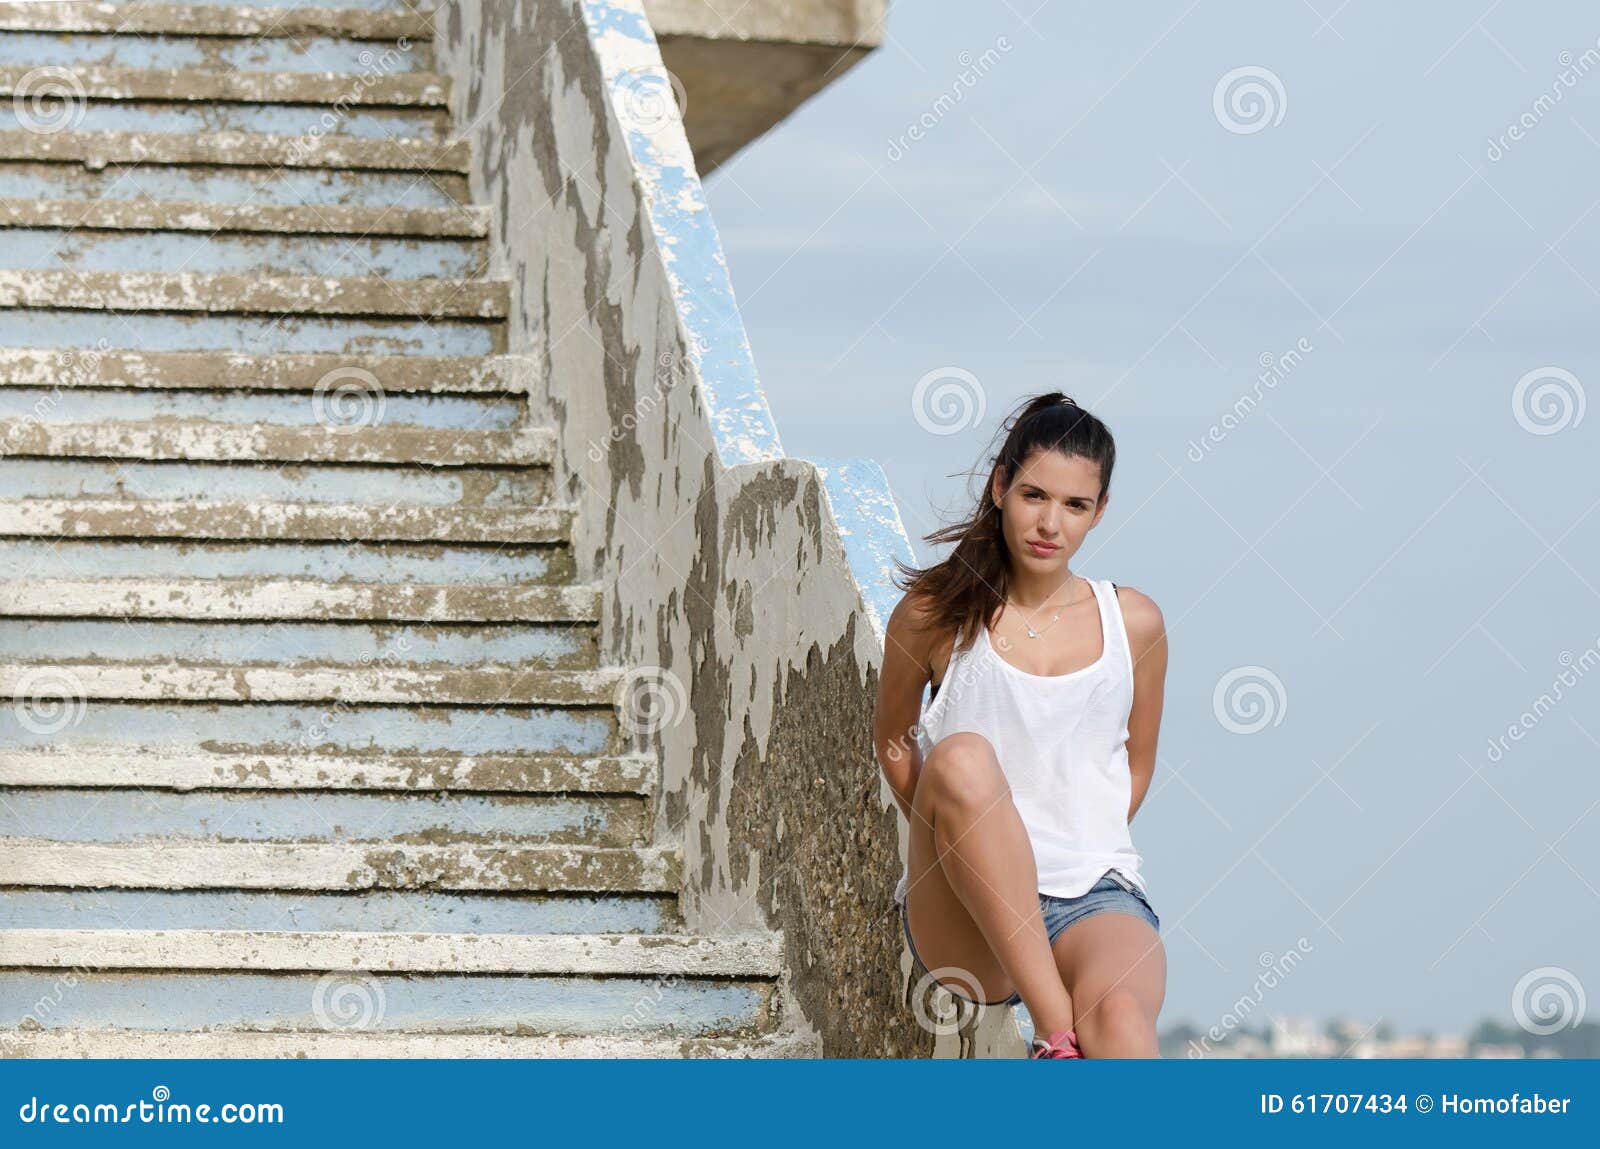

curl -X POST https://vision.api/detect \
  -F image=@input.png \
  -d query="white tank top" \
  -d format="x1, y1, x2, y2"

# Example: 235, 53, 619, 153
892, 576, 1148, 904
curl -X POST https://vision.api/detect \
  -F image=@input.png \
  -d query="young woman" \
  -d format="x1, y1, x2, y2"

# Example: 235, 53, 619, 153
874, 392, 1169, 1059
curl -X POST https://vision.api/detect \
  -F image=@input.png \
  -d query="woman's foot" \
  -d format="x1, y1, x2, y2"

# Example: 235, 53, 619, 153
1030, 1027, 1083, 1059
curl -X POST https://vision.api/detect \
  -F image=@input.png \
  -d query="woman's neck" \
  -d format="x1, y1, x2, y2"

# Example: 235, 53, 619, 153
1006, 568, 1084, 611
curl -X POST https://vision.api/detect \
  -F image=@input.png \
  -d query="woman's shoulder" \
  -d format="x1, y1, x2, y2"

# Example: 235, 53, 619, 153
887, 588, 959, 679
1110, 583, 1166, 657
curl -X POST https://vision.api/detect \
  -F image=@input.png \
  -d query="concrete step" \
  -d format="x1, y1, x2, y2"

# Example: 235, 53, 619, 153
0, 348, 527, 393
2, 226, 485, 279
0, 750, 654, 793
0, 1029, 821, 1059
0, 270, 506, 319
0, 459, 551, 507
0, 3, 436, 42
0, 888, 681, 935
0, 840, 681, 891
0, 64, 446, 106
0, 31, 435, 78
0, 788, 647, 846
0, 128, 468, 171
0, 661, 624, 705
0, 968, 776, 1037
0, 199, 487, 237
0, 313, 499, 356
0, 701, 619, 758
0, 539, 575, 586
0, 420, 552, 465
0, 928, 782, 976
0, 499, 574, 542
4, 101, 446, 142
0, 159, 470, 209
0, 618, 597, 669
0, 579, 599, 622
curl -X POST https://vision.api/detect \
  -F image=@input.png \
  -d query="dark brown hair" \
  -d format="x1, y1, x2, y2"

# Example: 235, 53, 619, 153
892, 391, 1117, 657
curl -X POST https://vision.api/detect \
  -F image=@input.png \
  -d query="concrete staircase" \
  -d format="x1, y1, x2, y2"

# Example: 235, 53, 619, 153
0, 0, 811, 1057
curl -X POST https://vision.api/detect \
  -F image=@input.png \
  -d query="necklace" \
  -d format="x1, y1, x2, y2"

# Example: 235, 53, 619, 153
1013, 574, 1085, 639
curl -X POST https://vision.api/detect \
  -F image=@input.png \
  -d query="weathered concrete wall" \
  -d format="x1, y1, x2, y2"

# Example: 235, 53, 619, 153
434, 0, 1021, 1058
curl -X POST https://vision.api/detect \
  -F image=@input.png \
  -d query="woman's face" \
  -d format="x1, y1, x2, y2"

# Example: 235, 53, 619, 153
990, 448, 1107, 571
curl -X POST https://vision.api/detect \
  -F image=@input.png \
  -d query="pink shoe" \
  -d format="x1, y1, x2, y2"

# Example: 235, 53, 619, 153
1030, 1027, 1083, 1059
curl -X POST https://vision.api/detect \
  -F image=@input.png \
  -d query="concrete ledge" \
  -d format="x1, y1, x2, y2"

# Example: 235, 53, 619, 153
0, 420, 552, 466
0, 1029, 821, 1059
0, 662, 626, 705
0, 579, 598, 623
0, 3, 437, 41
0, 65, 447, 107
0, 750, 655, 794
0, 349, 530, 393
0, 499, 574, 542
0, 270, 506, 318
0, 928, 782, 976
0, 128, 469, 172
0, 199, 488, 238
0, 839, 682, 891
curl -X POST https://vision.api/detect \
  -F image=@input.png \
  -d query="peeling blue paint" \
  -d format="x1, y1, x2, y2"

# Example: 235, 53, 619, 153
810, 458, 917, 642
578, 0, 916, 640
579, 0, 782, 467
580, 0, 653, 43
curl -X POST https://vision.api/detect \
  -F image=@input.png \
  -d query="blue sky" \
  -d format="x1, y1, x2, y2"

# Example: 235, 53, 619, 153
704, 2, 1600, 1035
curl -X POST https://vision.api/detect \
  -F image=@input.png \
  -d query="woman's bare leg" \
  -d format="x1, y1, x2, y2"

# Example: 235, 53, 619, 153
1051, 912, 1166, 1057
905, 732, 1075, 1036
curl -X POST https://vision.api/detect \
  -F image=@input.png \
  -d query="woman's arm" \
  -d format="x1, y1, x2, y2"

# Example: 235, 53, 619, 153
1118, 586, 1168, 823
873, 591, 936, 822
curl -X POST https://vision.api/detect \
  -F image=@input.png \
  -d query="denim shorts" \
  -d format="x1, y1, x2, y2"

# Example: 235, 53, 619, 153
900, 870, 1160, 1007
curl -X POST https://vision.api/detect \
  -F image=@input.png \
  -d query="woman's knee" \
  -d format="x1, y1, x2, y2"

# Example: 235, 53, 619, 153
1079, 986, 1153, 1041
916, 732, 1008, 812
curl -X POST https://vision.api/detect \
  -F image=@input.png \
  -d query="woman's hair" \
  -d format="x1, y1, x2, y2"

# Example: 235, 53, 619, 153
892, 391, 1116, 657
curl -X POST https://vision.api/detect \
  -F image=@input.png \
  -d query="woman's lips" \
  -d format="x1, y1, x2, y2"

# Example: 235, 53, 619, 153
1028, 541, 1059, 557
